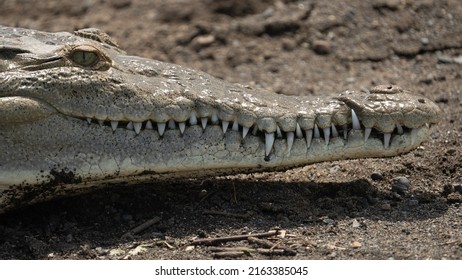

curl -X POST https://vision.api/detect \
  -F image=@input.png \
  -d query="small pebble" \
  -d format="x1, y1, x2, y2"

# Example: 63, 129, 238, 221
191, 35, 215, 50
185, 246, 195, 252
371, 172, 384, 181
391, 176, 411, 194
109, 248, 125, 256
312, 40, 332, 55
352, 219, 361, 228
323, 218, 335, 225
352, 241, 362, 248
381, 203, 392, 211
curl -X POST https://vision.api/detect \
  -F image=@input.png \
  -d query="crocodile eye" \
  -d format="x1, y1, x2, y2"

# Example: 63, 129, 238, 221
68, 45, 111, 70
70, 49, 99, 67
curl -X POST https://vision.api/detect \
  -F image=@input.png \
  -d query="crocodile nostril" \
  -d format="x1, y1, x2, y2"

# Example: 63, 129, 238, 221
418, 98, 426, 103
387, 85, 393, 90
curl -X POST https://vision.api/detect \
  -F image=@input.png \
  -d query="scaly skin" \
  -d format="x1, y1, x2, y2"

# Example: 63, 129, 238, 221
0, 26, 441, 213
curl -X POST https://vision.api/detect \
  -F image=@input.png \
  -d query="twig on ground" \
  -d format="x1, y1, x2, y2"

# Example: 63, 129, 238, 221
247, 236, 276, 248
209, 246, 296, 257
121, 216, 161, 239
213, 251, 246, 258
190, 230, 279, 245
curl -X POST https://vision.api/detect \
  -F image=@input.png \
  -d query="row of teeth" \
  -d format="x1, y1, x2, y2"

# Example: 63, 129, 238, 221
85, 109, 417, 156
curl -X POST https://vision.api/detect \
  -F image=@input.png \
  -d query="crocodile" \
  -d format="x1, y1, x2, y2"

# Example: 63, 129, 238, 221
0, 26, 441, 213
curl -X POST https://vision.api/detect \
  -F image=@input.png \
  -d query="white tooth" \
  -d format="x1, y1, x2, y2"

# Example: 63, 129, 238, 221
305, 129, 313, 148
296, 123, 303, 138
158, 122, 166, 136
211, 113, 219, 124
265, 132, 275, 156
126, 122, 134, 130
190, 112, 198, 125
145, 120, 153, 130
287, 132, 294, 153
314, 124, 320, 138
343, 124, 348, 139
365, 127, 372, 142
86, 118, 92, 124
331, 124, 338, 137
133, 122, 142, 134
201, 118, 208, 129
397, 124, 404, 135
222, 121, 229, 133
98, 120, 104, 126
384, 133, 391, 148
352, 109, 361, 130
110, 121, 118, 131
276, 126, 282, 138
323, 127, 330, 145
242, 126, 250, 138
411, 128, 417, 145
232, 120, 239, 131
252, 126, 258, 135
168, 119, 176, 129
179, 122, 186, 134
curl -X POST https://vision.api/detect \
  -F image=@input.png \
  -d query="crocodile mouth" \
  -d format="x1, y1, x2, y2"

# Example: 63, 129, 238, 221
78, 108, 429, 160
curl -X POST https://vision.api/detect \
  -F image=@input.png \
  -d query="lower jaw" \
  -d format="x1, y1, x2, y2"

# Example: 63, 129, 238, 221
0, 124, 429, 187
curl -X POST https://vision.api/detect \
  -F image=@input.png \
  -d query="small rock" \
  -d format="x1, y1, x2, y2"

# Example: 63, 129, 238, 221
109, 248, 125, 256
372, 0, 400, 11
95, 247, 107, 255
351, 241, 362, 248
381, 203, 392, 211
391, 176, 411, 195
371, 172, 384, 181
191, 35, 215, 51
112, 0, 131, 9
419, 75, 433, 85
129, 245, 148, 256
312, 40, 332, 55
352, 219, 361, 228
185, 245, 195, 252
345, 77, 356, 83
437, 55, 462, 64
454, 56, 462, 64
323, 218, 335, 225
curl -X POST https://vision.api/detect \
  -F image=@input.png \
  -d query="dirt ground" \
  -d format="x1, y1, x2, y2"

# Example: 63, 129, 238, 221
0, 0, 461, 260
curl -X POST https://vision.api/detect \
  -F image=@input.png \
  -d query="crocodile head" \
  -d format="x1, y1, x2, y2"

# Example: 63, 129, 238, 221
0, 26, 441, 211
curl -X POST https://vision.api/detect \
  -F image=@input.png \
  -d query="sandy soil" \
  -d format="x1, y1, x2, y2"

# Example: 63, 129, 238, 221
0, 0, 461, 259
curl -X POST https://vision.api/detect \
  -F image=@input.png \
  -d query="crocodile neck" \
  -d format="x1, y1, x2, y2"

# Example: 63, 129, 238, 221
0, 26, 441, 211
